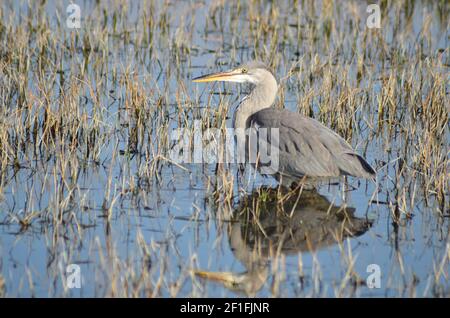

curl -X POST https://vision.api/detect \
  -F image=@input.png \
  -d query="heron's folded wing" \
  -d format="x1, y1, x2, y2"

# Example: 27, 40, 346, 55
248, 108, 375, 178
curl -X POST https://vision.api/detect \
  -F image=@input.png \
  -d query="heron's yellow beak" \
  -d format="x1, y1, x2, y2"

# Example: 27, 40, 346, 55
192, 70, 240, 83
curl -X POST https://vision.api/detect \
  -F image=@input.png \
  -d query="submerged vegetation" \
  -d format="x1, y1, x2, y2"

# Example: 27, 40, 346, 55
0, 0, 448, 297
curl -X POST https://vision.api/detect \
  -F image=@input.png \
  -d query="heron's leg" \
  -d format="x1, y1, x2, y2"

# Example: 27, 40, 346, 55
342, 176, 348, 203
235, 163, 245, 188
238, 163, 245, 175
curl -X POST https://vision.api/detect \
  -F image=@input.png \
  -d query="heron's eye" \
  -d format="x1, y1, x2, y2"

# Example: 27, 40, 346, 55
241, 68, 248, 74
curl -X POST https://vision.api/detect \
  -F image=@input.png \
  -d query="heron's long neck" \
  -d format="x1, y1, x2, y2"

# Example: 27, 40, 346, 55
233, 73, 278, 129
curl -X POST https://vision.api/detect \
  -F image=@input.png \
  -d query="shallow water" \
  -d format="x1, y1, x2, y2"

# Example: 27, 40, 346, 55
0, 0, 448, 297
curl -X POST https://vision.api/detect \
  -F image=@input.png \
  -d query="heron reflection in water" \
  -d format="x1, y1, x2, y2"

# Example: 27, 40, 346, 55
194, 188, 371, 296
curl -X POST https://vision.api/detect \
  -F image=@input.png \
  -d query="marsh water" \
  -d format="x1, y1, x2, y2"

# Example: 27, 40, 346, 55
0, 0, 448, 297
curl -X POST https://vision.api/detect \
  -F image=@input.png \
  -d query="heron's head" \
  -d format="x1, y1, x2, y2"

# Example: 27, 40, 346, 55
193, 61, 275, 85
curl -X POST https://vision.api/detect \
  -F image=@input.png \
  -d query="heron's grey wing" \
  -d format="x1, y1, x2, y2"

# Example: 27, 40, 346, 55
248, 108, 375, 178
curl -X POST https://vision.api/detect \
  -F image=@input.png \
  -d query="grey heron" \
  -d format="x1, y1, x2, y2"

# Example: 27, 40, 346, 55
193, 61, 376, 186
